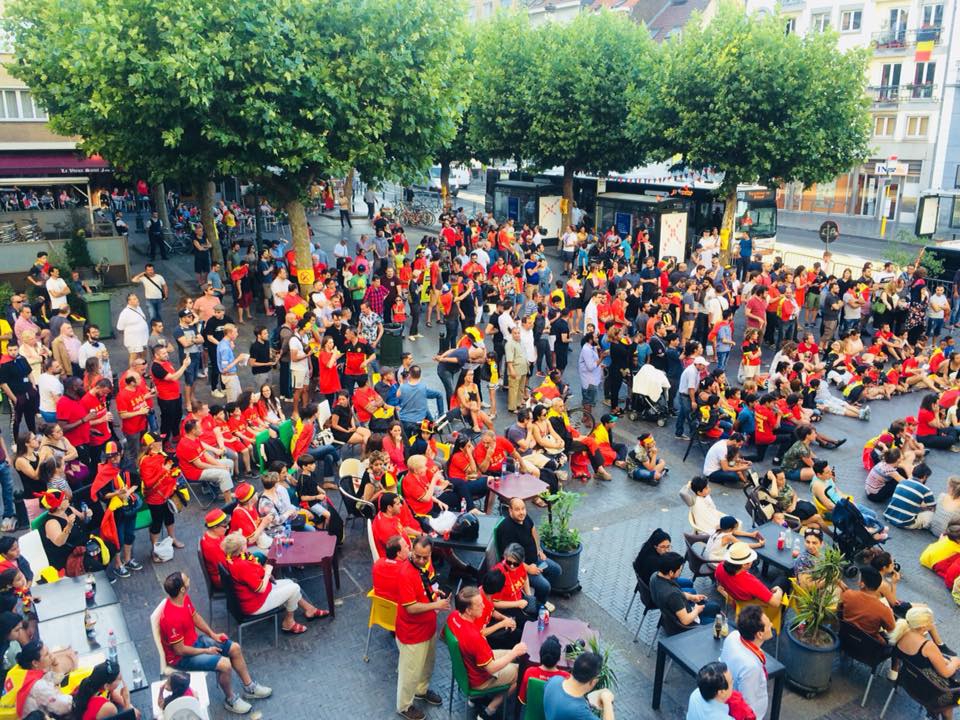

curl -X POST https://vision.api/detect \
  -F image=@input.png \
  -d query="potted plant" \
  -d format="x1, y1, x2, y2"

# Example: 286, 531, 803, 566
780, 545, 843, 696
538, 490, 582, 595
565, 635, 618, 691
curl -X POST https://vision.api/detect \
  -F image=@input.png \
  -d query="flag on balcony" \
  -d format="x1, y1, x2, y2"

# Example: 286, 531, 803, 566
916, 39, 934, 62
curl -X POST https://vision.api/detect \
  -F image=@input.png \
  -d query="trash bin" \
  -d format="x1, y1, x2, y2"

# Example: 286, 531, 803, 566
84, 292, 114, 338
378, 323, 404, 367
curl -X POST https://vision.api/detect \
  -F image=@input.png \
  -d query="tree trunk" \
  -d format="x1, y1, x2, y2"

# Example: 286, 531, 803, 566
345, 168, 355, 213
199, 180, 224, 266
151, 181, 171, 233
439, 160, 451, 209
287, 198, 314, 296
562, 165, 574, 232
720, 186, 738, 264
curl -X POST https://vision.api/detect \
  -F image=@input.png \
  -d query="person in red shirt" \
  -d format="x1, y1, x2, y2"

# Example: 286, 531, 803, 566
91, 441, 140, 578
490, 544, 535, 617
714, 542, 787, 610
80, 378, 114, 463
221, 532, 327, 634
56, 376, 95, 466
150, 344, 191, 451
518, 635, 570, 706
473, 431, 533, 478
199, 508, 230, 590
157, 570, 271, 714
445, 586, 527, 718
395, 535, 448, 719
176, 418, 234, 503
116, 371, 151, 465
401, 455, 449, 518
138, 432, 184, 558
372, 534, 408, 602
371, 493, 422, 557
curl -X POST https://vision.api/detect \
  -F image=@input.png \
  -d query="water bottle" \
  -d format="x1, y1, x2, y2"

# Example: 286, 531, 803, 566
537, 606, 546, 632
784, 523, 792, 547
713, 612, 723, 639
107, 630, 118, 664
275, 533, 283, 559
792, 536, 802, 558
130, 660, 144, 689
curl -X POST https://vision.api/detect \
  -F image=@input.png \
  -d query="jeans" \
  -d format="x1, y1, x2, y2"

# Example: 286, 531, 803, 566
950, 301, 960, 328
146, 299, 163, 322
448, 476, 489, 512
437, 365, 458, 404
581, 383, 598, 407
716, 350, 730, 370
308, 444, 340, 480
0, 462, 13, 518
675, 395, 695, 437
926, 317, 945, 337
528, 558, 562, 604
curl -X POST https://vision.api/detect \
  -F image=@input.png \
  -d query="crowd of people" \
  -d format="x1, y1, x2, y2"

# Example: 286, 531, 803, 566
3, 192, 960, 720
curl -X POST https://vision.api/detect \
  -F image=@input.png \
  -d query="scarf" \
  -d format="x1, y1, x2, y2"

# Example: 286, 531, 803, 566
740, 636, 768, 678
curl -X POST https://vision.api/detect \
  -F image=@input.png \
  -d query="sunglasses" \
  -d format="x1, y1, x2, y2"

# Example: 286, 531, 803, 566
504, 559, 520, 568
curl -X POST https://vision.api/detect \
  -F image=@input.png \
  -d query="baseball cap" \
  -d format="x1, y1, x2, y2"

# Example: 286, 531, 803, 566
104, 440, 121, 457
905, 415, 918, 425
600, 413, 618, 424
178, 309, 194, 318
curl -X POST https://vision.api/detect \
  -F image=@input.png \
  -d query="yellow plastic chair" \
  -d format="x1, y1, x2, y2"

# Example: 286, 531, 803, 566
812, 495, 834, 526
363, 589, 397, 662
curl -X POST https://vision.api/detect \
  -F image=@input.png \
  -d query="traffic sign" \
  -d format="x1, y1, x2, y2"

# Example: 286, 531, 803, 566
819, 220, 839, 244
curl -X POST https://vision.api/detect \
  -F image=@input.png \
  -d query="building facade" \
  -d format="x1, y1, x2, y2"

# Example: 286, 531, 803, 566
745, 0, 960, 237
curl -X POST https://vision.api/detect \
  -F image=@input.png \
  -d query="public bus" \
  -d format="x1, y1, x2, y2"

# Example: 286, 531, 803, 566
484, 167, 778, 256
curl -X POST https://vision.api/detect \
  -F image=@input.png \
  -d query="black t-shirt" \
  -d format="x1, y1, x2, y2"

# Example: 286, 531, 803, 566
250, 339, 272, 375
552, 318, 570, 355
330, 405, 353, 440
0, 357, 30, 396
325, 324, 348, 352
649, 574, 689, 635
203, 315, 231, 350
496, 516, 538, 564
298, 467, 323, 502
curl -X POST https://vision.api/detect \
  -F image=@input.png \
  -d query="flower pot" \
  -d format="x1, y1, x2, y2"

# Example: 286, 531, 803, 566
544, 543, 582, 595
781, 625, 839, 697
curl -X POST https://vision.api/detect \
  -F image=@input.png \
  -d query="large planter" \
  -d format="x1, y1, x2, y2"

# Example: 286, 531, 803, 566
781, 625, 839, 697
544, 543, 582, 596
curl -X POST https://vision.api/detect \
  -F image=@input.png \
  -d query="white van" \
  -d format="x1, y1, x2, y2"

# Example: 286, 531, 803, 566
417, 165, 472, 195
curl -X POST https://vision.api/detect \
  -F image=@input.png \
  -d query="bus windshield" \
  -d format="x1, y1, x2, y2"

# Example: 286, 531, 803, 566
736, 200, 777, 239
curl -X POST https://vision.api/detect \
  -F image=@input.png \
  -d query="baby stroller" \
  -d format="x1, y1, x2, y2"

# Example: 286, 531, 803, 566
831, 497, 885, 560
628, 363, 671, 426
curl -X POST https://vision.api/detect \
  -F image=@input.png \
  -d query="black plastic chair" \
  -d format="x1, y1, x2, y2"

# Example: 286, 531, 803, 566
683, 532, 715, 582
880, 651, 960, 718
838, 620, 893, 707
681, 426, 712, 462
197, 540, 226, 620
630, 576, 659, 646
217, 563, 283, 648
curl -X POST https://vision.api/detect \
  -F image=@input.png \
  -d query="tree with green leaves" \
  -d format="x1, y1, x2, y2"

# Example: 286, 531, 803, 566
629, 1, 871, 247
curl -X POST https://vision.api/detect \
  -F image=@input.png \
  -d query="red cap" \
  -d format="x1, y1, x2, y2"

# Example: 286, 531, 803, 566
905, 415, 918, 425
205, 509, 228, 528
234, 483, 255, 503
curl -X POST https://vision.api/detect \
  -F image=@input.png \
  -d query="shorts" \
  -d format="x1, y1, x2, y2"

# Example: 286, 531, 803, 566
126, 345, 145, 354
845, 385, 864, 403
561, 250, 574, 264
172, 635, 235, 671
785, 468, 808, 483
291, 368, 308, 389
805, 293, 821, 310
182, 357, 200, 386
794, 499, 816, 521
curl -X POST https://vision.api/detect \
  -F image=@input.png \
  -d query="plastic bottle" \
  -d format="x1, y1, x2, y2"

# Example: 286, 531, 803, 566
713, 612, 723, 639
275, 533, 283, 559
107, 630, 118, 664
537, 606, 546, 632
792, 536, 802, 558
130, 660, 144, 689
543, 605, 550, 626
285, 520, 293, 545
784, 523, 792, 547
776, 531, 785, 551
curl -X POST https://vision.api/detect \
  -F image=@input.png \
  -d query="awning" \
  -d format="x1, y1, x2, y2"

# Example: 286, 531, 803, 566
0, 152, 111, 177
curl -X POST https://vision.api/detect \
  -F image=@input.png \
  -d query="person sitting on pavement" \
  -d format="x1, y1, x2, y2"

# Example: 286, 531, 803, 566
628, 433, 667, 485
865, 447, 912, 504
220, 532, 329, 634
702, 433, 751, 486
884, 462, 936, 530
714, 542, 788, 610
719, 605, 774, 720
445, 585, 527, 720
372, 535, 407, 602
518, 635, 569, 708
779, 424, 818, 483
543, 651, 615, 720
157, 570, 272, 715
496, 498, 559, 612
649, 551, 721, 636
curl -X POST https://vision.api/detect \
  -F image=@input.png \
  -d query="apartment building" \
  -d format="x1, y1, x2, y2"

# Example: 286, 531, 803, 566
745, 0, 960, 237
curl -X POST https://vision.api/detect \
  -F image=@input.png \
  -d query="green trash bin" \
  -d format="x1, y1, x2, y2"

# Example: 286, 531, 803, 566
378, 322, 404, 367
84, 292, 114, 338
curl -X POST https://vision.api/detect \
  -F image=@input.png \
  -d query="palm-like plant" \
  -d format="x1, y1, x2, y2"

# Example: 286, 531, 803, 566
538, 490, 582, 553
789, 545, 844, 646
565, 635, 619, 690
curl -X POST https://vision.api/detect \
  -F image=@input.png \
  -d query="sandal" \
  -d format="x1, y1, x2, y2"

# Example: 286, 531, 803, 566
305, 609, 330, 621
281, 622, 308, 634
171, 540, 185, 549
532, 497, 547, 508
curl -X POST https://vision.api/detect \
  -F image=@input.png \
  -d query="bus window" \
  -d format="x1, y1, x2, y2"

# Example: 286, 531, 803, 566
736, 200, 777, 239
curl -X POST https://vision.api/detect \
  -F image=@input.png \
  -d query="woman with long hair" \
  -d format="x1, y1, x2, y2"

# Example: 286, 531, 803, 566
454, 368, 494, 433
13, 433, 42, 498
888, 607, 960, 718
633, 529, 694, 590
138, 434, 184, 560
255, 384, 285, 427
37, 423, 87, 489
72, 660, 132, 720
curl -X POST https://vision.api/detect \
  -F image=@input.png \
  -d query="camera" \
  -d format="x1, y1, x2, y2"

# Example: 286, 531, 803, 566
893, 562, 901, 573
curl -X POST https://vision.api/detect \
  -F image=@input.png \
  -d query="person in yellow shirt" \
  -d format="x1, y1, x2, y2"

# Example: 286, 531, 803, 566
920, 521, 960, 569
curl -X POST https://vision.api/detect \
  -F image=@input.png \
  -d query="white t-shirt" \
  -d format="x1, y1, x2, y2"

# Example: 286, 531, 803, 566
45, 277, 68, 309
138, 273, 166, 300
37, 372, 63, 413
289, 335, 309, 374
703, 440, 728, 475
561, 231, 578, 252
271, 278, 288, 308
928, 293, 950, 319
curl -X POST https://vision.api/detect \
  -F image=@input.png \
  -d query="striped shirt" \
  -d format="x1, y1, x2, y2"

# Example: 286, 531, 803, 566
884, 479, 935, 527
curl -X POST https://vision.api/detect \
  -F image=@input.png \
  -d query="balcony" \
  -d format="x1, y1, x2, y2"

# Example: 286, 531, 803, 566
871, 26, 942, 51
867, 84, 939, 104
779, 0, 804, 7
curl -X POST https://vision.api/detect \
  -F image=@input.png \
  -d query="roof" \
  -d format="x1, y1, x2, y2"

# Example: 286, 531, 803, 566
646, 0, 711, 41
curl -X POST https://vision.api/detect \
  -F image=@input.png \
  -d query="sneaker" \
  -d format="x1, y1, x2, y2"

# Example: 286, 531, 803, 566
397, 707, 425, 720
939, 643, 956, 657
126, 559, 144, 571
225, 696, 253, 715
114, 565, 131, 578
408, 336, 417, 342
197, 369, 208, 378
887, 669, 899, 681
675, 434, 690, 441
211, 389, 226, 398
414, 690, 442, 706
0, 517, 14, 531
242, 683, 273, 700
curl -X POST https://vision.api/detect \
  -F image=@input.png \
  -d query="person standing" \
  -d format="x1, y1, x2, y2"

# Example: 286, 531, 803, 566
132, 264, 168, 323
204, 304, 231, 399
116, 294, 149, 364
505, 326, 528, 414
45, 267, 70, 314
150, 344, 191, 450
172, 309, 203, 414
147, 210, 167, 260
578, 332, 602, 414
0, 342, 39, 435
395, 535, 448, 720
363, 185, 377, 220
56, 376, 94, 466
192, 224, 212, 287
337, 189, 352, 229
116, 371, 151, 467
216, 324, 249, 403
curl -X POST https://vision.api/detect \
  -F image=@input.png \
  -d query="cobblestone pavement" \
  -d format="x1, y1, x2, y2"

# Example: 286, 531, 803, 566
55, 213, 957, 720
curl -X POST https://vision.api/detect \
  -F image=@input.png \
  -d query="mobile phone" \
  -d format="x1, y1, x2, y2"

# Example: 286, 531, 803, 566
537, 561, 548, 571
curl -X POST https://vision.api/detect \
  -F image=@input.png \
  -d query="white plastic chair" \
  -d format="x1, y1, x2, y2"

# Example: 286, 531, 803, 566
151, 675, 211, 720
17, 530, 50, 578
366, 519, 380, 561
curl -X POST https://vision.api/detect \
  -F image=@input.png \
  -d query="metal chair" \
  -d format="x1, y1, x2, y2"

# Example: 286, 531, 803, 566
681, 425, 712, 462
880, 651, 960, 718
631, 576, 659, 645
363, 589, 397, 662
217, 563, 283, 648
838, 620, 893, 707
682, 532, 715, 582
338, 475, 376, 529
196, 540, 226, 619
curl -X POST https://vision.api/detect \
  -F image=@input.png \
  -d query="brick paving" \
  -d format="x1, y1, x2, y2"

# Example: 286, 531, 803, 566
42, 213, 957, 720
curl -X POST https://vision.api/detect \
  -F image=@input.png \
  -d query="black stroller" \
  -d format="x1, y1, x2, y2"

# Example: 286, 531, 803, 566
831, 497, 884, 560
628, 364, 672, 426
